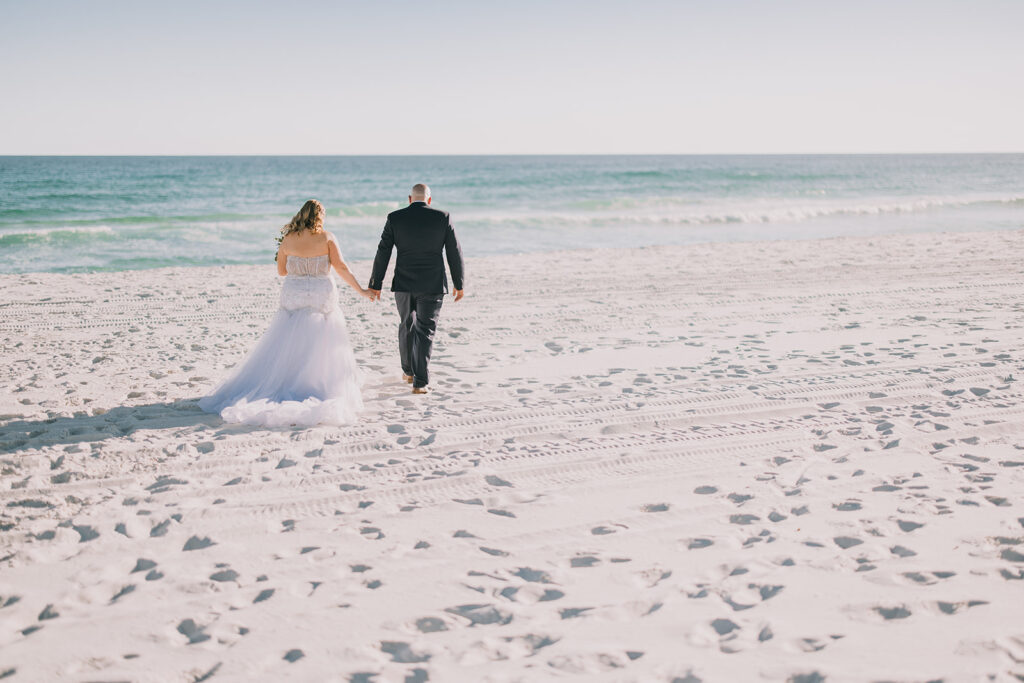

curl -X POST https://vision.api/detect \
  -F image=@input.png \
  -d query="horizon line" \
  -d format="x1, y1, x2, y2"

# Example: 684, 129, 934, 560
2, 151, 1023, 158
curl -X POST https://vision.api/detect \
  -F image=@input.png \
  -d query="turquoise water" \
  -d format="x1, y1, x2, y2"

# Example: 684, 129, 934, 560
1, 155, 1022, 273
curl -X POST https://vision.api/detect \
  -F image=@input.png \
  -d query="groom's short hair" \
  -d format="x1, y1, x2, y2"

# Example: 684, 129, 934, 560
411, 183, 431, 200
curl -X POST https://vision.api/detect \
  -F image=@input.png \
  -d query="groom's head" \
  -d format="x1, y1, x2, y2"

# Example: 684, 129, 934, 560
409, 183, 431, 205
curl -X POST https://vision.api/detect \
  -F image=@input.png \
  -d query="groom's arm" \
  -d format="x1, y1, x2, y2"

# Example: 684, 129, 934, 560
443, 213, 465, 299
368, 217, 395, 294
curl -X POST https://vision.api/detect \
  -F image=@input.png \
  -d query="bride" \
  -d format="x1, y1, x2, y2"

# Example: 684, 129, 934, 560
199, 199, 373, 427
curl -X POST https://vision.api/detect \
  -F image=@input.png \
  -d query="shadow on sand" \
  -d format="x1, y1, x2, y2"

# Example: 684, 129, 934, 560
0, 400, 239, 455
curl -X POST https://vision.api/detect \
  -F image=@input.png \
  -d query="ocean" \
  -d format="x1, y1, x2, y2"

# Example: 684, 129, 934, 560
1, 155, 1022, 274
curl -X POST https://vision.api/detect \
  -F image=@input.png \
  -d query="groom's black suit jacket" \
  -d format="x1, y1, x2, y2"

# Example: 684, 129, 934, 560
369, 201, 465, 294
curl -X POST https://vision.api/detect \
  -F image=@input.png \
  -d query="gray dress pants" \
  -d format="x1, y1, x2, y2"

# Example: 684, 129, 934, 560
395, 291, 444, 388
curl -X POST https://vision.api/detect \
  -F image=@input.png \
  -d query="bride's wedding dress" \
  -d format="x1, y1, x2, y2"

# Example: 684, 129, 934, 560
198, 254, 363, 427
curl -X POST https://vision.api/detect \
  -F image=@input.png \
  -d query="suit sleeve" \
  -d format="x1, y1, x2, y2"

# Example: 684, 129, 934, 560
443, 213, 465, 291
368, 216, 394, 290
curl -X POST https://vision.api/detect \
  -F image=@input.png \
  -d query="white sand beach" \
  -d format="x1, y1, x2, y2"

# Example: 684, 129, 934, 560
1, 229, 1023, 682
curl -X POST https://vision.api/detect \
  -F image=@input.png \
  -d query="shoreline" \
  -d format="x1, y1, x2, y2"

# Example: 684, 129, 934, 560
2, 224, 1022, 281
2, 227, 1023, 680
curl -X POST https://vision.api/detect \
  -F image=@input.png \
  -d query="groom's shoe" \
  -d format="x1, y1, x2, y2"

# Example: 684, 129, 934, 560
402, 373, 414, 384
411, 386, 430, 395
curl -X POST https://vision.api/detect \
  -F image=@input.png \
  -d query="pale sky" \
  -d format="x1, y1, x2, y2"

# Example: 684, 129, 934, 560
1, 0, 1021, 154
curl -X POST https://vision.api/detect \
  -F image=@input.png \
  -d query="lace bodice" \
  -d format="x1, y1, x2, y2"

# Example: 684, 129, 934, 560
281, 254, 336, 313
286, 254, 330, 278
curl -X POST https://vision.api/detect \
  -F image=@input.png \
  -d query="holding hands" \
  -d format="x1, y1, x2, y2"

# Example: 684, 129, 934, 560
363, 288, 462, 303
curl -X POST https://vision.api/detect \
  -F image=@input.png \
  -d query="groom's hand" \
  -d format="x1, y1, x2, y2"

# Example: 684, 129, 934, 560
453, 289, 464, 302
368, 288, 381, 301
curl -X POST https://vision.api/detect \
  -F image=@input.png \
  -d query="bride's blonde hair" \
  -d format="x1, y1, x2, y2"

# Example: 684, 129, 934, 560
281, 199, 325, 237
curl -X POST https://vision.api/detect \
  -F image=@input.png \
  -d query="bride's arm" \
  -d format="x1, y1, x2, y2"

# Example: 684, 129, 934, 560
276, 241, 288, 276
327, 236, 372, 299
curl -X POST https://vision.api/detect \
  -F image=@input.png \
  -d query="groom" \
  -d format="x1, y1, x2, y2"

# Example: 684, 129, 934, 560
368, 184, 465, 394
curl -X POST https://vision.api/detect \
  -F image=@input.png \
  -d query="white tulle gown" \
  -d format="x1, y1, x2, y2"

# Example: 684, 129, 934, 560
198, 254, 363, 427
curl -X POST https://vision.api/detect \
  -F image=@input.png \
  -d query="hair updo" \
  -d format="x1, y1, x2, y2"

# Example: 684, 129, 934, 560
281, 199, 325, 237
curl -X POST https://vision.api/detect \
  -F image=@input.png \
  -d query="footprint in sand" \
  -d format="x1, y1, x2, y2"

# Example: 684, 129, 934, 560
183, 535, 215, 551
559, 607, 593, 619
711, 618, 739, 636
444, 603, 513, 626
936, 600, 988, 614
875, 605, 911, 620
414, 616, 448, 633
513, 567, 554, 583
177, 618, 210, 644
110, 585, 135, 603
385, 643, 432, 663
209, 568, 239, 582
131, 558, 157, 573
729, 514, 760, 525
